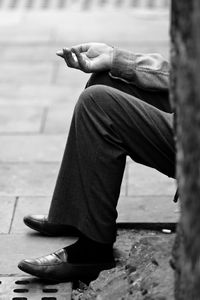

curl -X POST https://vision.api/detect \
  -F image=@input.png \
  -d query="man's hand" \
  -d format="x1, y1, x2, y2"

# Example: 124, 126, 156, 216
56, 43, 114, 73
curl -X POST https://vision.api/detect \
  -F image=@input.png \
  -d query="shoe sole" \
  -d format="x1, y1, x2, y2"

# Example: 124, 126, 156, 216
18, 260, 115, 282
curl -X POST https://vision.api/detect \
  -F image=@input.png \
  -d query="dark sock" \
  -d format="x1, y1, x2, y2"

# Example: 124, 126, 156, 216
65, 234, 114, 263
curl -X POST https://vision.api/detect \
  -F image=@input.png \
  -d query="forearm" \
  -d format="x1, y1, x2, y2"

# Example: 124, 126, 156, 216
109, 48, 169, 91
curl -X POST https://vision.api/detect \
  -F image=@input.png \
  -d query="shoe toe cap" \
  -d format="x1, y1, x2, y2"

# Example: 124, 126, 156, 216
23, 215, 47, 225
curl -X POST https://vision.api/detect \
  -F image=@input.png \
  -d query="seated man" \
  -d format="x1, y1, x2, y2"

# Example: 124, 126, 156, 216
18, 43, 175, 282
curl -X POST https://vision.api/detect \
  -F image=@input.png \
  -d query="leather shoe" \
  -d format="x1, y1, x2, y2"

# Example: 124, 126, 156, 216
18, 248, 115, 282
24, 215, 79, 236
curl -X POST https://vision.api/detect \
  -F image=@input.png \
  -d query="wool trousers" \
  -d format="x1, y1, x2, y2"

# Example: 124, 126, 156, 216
48, 72, 175, 244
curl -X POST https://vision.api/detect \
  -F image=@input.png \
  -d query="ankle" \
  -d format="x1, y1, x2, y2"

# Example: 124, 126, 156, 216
65, 235, 114, 263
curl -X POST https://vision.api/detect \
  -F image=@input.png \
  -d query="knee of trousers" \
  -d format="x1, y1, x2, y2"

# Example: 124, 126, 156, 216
85, 72, 110, 88
75, 85, 114, 117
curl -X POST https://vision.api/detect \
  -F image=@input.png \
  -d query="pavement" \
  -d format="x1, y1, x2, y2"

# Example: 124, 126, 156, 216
0, 2, 177, 299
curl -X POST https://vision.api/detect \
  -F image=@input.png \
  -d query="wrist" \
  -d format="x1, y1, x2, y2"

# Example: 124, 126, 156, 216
109, 47, 114, 70
108, 46, 114, 70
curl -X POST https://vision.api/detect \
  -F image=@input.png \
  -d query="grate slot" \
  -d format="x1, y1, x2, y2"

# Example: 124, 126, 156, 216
13, 288, 29, 293
12, 298, 27, 300
43, 288, 58, 293
15, 280, 30, 285
41, 298, 57, 300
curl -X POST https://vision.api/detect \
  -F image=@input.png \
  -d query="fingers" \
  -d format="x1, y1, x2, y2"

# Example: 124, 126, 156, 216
56, 44, 94, 72
56, 48, 80, 70
71, 47, 88, 72
56, 50, 65, 58
71, 43, 91, 53
63, 48, 80, 69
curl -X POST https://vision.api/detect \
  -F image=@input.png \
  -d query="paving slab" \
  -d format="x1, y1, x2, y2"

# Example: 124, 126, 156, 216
0, 63, 53, 85
44, 105, 74, 133
0, 24, 52, 43
0, 162, 60, 196
0, 84, 81, 106
11, 196, 52, 234
55, 64, 90, 86
0, 135, 66, 162
18, 84, 84, 102
121, 165, 128, 196
0, 106, 44, 133
0, 234, 76, 274
51, 12, 169, 44
0, 12, 169, 44
117, 195, 179, 223
0, 45, 58, 63
0, 84, 22, 101
0, 162, 127, 197
0, 197, 16, 234
127, 160, 176, 196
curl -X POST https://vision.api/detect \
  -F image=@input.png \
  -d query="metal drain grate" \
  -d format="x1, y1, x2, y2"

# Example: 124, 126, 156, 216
0, 0, 170, 11
0, 276, 72, 300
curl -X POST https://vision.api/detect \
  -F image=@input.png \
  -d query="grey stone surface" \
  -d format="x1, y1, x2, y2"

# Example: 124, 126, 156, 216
0, 63, 53, 85
127, 160, 176, 196
52, 12, 169, 44
0, 135, 66, 162
0, 106, 44, 133
11, 196, 51, 234
0, 45, 58, 63
55, 65, 89, 86
0, 84, 80, 105
0, 197, 16, 233
0, 24, 52, 43
0, 163, 59, 196
44, 105, 74, 133
117, 196, 179, 223
0, 12, 169, 44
